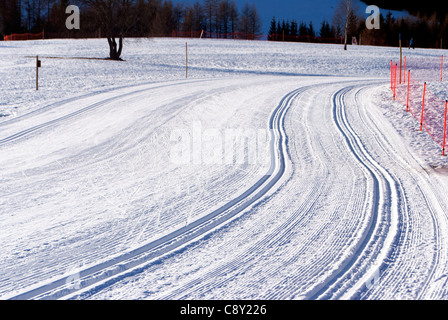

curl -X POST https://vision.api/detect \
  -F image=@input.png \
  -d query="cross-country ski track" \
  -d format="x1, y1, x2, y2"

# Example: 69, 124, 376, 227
2, 75, 448, 300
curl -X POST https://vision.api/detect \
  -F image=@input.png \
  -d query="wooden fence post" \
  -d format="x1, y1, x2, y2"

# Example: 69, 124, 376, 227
36, 56, 40, 90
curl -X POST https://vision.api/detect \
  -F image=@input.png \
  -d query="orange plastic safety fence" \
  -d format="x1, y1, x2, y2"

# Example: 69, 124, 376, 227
171, 30, 342, 43
401, 55, 444, 82
172, 30, 265, 40
4, 32, 44, 41
392, 58, 447, 150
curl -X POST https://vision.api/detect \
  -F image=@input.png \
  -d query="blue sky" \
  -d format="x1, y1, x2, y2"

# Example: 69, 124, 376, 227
249, 0, 342, 32
172, 0, 407, 34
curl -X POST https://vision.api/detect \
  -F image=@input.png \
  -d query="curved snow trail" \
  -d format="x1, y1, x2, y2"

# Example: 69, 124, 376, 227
0, 80, 204, 145
343, 86, 448, 300
1, 76, 320, 300
305, 85, 400, 299
3, 76, 448, 300
80, 80, 448, 300
153, 81, 399, 301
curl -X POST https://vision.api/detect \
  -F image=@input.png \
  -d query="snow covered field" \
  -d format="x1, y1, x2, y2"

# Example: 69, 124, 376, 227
1, 38, 448, 300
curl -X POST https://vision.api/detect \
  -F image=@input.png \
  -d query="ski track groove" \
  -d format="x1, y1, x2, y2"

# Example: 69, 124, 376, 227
257, 89, 339, 298
351, 86, 446, 299
160, 169, 330, 300
118, 81, 378, 300
72, 86, 307, 300
83, 80, 388, 300
1, 80, 257, 298
414, 184, 441, 299
350, 87, 415, 299
0, 82, 191, 145
4, 82, 306, 300
305, 84, 400, 300
160, 81, 390, 300
5, 79, 446, 300
272, 87, 370, 299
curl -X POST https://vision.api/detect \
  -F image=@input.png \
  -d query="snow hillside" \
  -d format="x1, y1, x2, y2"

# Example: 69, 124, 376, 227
1, 38, 397, 119
1, 38, 448, 300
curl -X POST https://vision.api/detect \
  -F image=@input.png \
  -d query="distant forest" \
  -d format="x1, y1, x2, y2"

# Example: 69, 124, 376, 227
268, 18, 338, 42
271, 4, 448, 49
0, 0, 262, 38
1, 0, 447, 48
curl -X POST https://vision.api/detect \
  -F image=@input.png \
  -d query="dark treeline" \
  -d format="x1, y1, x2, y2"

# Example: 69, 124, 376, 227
0, 0, 262, 38
269, 8, 448, 49
2, 0, 447, 49
268, 17, 339, 42
360, 12, 448, 48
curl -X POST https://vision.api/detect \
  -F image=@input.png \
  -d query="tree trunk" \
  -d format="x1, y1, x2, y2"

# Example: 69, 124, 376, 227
344, 27, 348, 50
107, 35, 123, 60
343, 0, 350, 50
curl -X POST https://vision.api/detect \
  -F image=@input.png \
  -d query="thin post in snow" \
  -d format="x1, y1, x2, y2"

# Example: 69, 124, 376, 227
393, 64, 397, 100
186, 42, 188, 79
406, 70, 410, 112
36, 55, 40, 91
390, 60, 393, 91
403, 56, 406, 83
420, 82, 426, 131
443, 100, 448, 156
399, 33, 402, 84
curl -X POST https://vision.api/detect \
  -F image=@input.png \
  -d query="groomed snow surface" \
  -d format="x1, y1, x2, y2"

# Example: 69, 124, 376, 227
1, 38, 448, 300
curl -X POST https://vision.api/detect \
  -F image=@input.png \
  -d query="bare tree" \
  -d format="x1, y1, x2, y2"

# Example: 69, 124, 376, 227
173, 1, 184, 32
203, 0, 218, 34
192, 1, 206, 32
333, 0, 355, 50
240, 2, 261, 36
155, 0, 174, 36
249, 2, 261, 34
218, 0, 230, 36
34, 0, 43, 31
229, 0, 238, 34
182, 4, 194, 33
0, 0, 23, 34
45, 0, 56, 24
81, 0, 135, 60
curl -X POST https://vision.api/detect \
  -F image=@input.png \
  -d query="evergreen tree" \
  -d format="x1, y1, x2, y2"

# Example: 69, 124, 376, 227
286, 20, 291, 36
319, 19, 332, 38
308, 21, 315, 37
290, 20, 298, 37
229, 0, 238, 34
269, 16, 276, 35
203, 0, 218, 33
281, 20, 286, 36
218, 0, 231, 36
298, 21, 307, 36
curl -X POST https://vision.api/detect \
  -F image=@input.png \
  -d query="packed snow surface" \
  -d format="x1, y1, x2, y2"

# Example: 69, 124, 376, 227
1, 38, 448, 300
